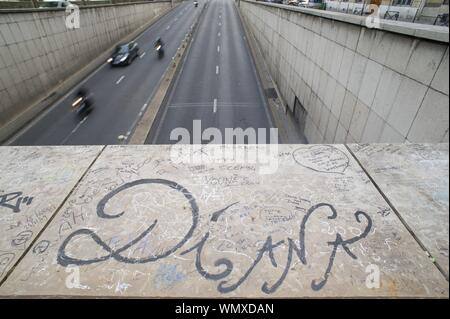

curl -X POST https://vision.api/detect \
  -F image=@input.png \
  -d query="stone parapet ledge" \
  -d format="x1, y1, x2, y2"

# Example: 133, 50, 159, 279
0, 143, 448, 298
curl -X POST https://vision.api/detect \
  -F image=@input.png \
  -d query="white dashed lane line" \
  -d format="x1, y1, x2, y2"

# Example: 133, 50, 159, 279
216, 66, 219, 75
213, 99, 217, 113
60, 116, 88, 145
116, 75, 125, 85
140, 52, 146, 58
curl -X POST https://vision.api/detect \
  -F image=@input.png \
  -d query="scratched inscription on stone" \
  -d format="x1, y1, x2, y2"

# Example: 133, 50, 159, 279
0, 146, 102, 282
350, 143, 449, 278
292, 145, 349, 174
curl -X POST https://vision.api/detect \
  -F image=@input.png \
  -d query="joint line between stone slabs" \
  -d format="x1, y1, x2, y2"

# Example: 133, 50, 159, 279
344, 144, 449, 281
0, 145, 108, 288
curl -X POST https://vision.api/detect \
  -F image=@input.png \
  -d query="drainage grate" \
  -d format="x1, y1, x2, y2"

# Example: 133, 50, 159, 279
265, 88, 278, 99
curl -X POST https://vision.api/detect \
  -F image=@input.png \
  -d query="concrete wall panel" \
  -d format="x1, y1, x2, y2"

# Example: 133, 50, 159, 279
240, 0, 449, 143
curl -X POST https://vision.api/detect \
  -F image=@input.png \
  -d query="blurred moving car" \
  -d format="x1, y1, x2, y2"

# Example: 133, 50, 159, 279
288, 0, 300, 5
39, 0, 72, 8
108, 42, 140, 66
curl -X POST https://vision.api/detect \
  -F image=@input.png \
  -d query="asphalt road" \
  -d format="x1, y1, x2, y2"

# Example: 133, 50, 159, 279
148, 0, 274, 144
9, 1, 202, 146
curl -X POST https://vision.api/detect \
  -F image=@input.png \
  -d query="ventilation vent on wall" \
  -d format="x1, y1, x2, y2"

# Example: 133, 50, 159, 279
265, 88, 278, 99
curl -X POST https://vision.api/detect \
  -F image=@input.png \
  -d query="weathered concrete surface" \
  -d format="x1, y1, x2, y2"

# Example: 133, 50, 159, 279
0, 144, 447, 298
240, 0, 449, 144
0, 146, 103, 283
349, 143, 449, 278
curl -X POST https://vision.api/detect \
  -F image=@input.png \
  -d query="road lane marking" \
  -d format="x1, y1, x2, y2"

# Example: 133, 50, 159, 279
139, 52, 146, 58
60, 116, 88, 145
166, 25, 171, 30
213, 99, 217, 113
217, 45, 220, 53
216, 65, 219, 75
116, 75, 125, 85
218, 32, 221, 37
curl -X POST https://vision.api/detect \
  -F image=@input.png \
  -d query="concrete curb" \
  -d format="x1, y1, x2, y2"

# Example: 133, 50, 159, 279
238, 2, 307, 144
129, 2, 207, 145
1, 2, 179, 145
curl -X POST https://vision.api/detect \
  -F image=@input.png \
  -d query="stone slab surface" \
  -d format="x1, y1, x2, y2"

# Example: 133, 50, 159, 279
0, 146, 103, 283
349, 143, 449, 278
0, 144, 447, 298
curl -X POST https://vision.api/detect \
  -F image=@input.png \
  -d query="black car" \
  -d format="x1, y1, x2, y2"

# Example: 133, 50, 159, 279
108, 42, 140, 66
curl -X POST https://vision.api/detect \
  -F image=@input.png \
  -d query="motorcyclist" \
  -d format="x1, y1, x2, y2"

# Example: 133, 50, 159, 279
73, 87, 93, 113
155, 37, 164, 50
155, 37, 165, 58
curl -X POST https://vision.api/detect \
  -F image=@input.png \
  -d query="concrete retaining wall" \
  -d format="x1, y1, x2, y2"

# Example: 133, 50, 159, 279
0, 1, 172, 137
240, 0, 449, 144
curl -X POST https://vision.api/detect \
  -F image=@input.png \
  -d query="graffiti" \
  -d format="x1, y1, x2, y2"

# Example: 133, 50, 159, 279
57, 179, 372, 294
33, 240, 51, 254
0, 252, 15, 278
377, 207, 391, 218
0, 192, 33, 213
293, 145, 349, 174
11, 230, 33, 247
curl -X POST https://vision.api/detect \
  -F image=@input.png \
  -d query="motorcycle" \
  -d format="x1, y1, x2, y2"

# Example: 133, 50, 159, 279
71, 95, 93, 117
194, 1, 198, 7
155, 43, 164, 59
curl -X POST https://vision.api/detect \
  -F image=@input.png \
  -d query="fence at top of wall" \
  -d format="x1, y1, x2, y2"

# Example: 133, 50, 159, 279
240, 0, 449, 144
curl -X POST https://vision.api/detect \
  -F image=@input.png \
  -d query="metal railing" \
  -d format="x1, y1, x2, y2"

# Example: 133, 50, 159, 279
384, 10, 400, 20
